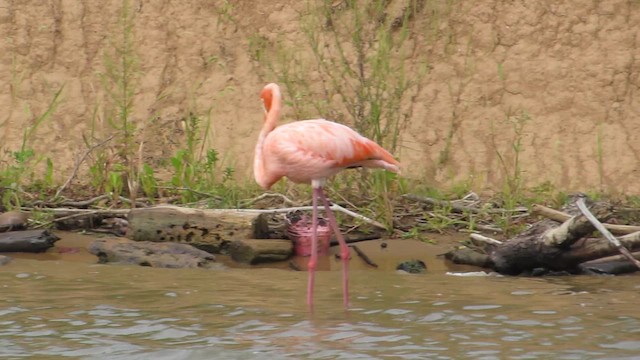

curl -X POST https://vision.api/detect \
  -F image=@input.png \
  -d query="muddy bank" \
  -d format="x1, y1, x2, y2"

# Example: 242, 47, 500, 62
5, 231, 475, 274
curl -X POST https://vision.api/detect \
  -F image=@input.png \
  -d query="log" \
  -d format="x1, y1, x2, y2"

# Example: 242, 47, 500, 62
488, 204, 612, 274
447, 196, 640, 275
578, 251, 640, 275
228, 239, 293, 264
0, 230, 60, 252
127, 206, 271, 253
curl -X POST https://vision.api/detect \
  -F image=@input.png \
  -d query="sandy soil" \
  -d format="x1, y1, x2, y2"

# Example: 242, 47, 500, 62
1, 0, 639, 194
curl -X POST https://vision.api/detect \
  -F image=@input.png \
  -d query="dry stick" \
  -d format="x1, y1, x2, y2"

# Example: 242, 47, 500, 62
350, 245, 378, 268
532, 204, 640, 235
29, 208, 130, 229
54, 135, 115, 199
237, 204, 388, 230
156, 186, 223, 201
576, 197, 640, 270
469, 233, 503, 246
241, 192, 299, 207
403, 194, 528, 215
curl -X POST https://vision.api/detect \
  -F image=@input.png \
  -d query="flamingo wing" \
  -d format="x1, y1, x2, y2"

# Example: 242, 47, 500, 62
263, 119, 399, 184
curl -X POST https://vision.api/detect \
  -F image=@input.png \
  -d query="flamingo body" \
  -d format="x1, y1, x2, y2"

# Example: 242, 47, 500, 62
259, 119, 399, 188
253, 83, 400, 310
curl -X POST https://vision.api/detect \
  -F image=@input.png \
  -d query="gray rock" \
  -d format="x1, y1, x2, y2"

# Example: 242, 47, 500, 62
89, 237, 219, 269
0, 255, 11, 266
0, 230, 59, 252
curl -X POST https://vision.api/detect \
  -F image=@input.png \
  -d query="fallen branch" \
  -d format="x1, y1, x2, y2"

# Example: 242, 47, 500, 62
576, 196, 640, 270
403, 194, 528, 215
241, 192, 300, 207
26, 208, 130, 229
532, 204, 640, 235
236, 204, 388, 230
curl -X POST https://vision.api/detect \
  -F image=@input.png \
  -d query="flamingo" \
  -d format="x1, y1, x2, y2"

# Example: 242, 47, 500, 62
253, 83, 400, 309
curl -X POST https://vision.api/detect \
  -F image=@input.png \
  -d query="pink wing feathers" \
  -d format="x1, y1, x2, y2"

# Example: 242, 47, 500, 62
262, 119, 399, 186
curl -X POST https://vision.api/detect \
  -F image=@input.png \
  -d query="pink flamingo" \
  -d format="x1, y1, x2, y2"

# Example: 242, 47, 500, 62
254, 83, 400, 309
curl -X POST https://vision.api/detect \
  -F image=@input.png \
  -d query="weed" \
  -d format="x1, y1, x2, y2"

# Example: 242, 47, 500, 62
0, 86, 64, 208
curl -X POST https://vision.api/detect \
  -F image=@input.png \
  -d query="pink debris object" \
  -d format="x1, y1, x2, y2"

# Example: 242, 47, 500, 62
286, 211, 331, 257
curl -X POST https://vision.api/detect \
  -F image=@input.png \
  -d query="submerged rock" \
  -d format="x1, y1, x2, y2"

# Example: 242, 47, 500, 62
0, 255, 11, 266
396, 259, 427, 274
89, 237, 219, 269
0, 230, 59, 252
0, 211, 29, 232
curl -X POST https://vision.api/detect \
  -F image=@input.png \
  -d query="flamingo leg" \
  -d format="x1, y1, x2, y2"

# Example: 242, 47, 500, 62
317, 187, 350, 308
307, 187, 320, 310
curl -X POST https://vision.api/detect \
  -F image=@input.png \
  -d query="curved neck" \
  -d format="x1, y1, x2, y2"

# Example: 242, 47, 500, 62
254, 86, 282, 189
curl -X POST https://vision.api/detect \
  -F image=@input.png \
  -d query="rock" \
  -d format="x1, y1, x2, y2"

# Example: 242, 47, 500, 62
89, 237, 219, 269
229, 239, 293, 264
0, 230, 60, 252
0, 211, 29, 232
396, 259, 427, 274
0, 255, 11, 266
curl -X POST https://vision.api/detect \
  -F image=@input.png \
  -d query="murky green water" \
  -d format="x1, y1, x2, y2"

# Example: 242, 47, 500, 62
1, 235, 639, 359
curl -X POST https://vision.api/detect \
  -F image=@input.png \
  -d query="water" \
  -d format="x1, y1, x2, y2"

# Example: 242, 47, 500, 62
1, 235, 639, 359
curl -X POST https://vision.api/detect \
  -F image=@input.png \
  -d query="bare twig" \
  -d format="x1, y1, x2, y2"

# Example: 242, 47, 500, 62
29, 208, 130, 229
241, 192, 299, 207
469, 233, 503, 246
350, 245, 378, 268
156, 186, 223, 200
236, 204, 388, 230
403, 194, 528, 215
54, 135, 115, 199
576, 196, 640, 270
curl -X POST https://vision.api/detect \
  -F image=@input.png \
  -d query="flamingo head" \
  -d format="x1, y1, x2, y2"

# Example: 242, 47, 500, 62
260, 83, 280, 115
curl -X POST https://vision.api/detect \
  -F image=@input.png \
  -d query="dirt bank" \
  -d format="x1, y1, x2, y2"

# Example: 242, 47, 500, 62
1, 0, 639, 193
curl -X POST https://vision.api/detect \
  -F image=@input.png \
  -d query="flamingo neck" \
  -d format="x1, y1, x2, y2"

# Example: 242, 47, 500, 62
253, 88, 282, 189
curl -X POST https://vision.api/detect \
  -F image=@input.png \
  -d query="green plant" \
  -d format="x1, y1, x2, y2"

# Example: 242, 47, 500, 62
99, 0, 142, 202
488, 110, 531, 234
492, 110, 530, 207
0, 86, 64, 208
170, 112, 221, 202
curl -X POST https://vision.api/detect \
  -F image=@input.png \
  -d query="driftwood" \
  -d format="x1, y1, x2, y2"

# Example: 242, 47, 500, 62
127, 206, 270, 253
447, 196, 640, 275
575, 197, 640, 270
533, 204, 640, 235
228, 239, 293, 264
0, 230, 60, 252
578, 251, 640, 275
